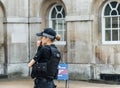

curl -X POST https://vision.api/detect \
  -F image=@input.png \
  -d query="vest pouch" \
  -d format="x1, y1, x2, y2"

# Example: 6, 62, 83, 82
31, 62, 47, 78
33, 62, 47, 72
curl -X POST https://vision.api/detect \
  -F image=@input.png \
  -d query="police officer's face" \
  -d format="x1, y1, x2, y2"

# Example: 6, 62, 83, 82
41, 36, 49, 45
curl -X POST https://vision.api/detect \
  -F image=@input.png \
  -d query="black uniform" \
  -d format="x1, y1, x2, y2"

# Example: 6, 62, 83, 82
33, 44, 57, 88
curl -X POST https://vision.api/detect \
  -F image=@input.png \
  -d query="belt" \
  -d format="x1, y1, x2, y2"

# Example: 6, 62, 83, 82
36, 77, 53, 81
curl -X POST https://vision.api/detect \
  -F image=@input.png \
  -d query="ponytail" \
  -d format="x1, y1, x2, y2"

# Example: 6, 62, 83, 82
50, 34, 61, 42
55, 34, 61, 41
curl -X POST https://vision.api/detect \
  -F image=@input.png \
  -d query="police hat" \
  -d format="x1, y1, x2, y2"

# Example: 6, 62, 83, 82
36, 28, 56, 39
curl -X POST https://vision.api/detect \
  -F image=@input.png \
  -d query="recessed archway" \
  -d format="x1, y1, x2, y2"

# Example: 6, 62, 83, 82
0, 1, 7, 76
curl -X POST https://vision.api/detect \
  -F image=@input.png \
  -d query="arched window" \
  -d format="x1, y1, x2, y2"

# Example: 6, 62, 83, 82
102, 1, 120, 44
49, 4, 66, 45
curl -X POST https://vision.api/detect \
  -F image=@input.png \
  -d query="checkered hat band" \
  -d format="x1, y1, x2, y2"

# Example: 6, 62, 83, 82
43, 33, 55, 39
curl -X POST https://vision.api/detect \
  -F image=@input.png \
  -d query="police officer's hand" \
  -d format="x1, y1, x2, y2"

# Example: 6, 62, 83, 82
36, 40, 42, 47
28, 59, 35, 67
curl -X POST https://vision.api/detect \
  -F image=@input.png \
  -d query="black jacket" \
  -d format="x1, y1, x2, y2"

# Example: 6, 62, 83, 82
32, 44, 58, 79
33, 45, 51, 62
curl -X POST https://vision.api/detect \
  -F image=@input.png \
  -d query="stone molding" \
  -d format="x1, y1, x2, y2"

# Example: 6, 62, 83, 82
65, 15, 94, 22
4, 17, 42, 23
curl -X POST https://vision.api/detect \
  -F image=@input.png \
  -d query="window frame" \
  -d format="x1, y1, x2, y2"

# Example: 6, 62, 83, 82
49, 4, 66, 45
102, 1, 120, 44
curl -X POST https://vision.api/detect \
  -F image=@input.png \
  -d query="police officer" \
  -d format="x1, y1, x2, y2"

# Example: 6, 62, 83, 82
28, 28, 61, 88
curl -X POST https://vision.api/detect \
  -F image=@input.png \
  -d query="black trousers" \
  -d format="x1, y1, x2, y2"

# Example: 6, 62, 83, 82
34, 78, 56, 88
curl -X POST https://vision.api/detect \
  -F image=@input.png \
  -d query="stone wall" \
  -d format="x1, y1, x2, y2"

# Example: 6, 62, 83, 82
0, 0, 120, 80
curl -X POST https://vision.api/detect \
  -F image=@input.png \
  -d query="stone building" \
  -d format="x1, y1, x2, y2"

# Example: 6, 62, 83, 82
0, 0, 120, 80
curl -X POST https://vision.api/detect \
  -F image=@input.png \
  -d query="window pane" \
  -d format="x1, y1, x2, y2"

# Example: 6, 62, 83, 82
119, 17, 120, 27
105, 30, 111, 41
117, 4, 120, 15
58, 20, 63, 30
64, 21, 66, 29
111, 10, 117, 15
57, 14, 62, 18
112, 17, 118, 28
52, 20, 56, 29
62, 10, 65, 18
104, 4, 111, 15
51, 8, 57, 18
58, 31, 64, 41
105, 17, 111, 28
56, 6, 62, 11
110, 1, 117, 8
112, 30, 118, 41
119, 30, 120, 40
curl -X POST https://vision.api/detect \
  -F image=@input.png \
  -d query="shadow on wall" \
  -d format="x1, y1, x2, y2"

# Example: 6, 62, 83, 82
95, 45, 120, 64
69, 72, 90, 81
8, 72, 23, 79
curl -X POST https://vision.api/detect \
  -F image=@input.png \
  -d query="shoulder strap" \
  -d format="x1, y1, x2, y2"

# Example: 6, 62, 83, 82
47, 45, 61, 79
49, 45, 61, 59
